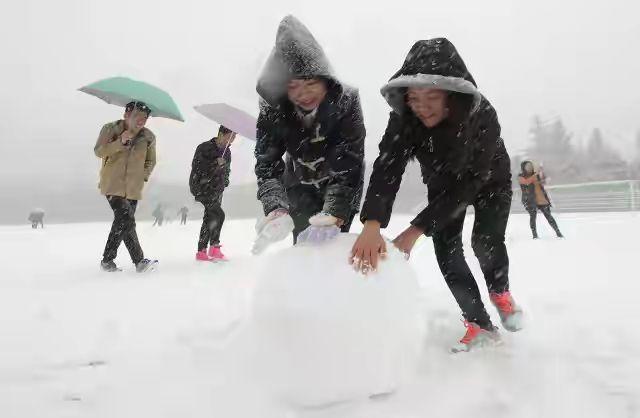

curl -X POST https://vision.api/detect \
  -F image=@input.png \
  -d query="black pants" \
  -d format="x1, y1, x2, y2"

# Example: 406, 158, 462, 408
287, 185, 356, 244
198, 198, 225, 251
528, 205, 561, 237
103, 196, 144, 264
180, 215, 187, 225
432, 188, 512, 330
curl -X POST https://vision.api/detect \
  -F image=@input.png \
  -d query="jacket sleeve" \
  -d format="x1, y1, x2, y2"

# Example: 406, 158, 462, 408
254, 102, 289, 215
410, 104, 502, 236
144, 134, 156, 181
94, 124, 126, 158
189, 145, 203, 197
360, 111, 412, 228
322, 91, 366, 221
224, 155, 231, 188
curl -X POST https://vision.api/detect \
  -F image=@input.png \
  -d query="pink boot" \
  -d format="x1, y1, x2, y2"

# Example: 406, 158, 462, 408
196, 250, 211, 261
208, 245, 227, 261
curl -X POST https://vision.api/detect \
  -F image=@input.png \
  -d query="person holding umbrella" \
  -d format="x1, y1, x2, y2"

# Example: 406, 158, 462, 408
252, 15, 366, 254
189, 125, 235, 261
93, 101, 159, 273
81, 76, 183, 273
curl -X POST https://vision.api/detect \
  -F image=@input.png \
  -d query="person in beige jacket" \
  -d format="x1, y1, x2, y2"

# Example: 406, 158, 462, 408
94, 101, 158, 273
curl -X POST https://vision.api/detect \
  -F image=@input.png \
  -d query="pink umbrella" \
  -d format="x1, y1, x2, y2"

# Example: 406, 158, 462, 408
194, 103, 257, 141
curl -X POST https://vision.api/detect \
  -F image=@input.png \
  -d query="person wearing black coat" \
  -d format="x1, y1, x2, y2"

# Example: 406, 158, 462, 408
189, 125, 235, 261
351, 38, 523, 352
519, 160, 563, 239
177, 206, 189, 225
252, 15, 365, 252
152, 204, 164, 227
28, 210, 44, 229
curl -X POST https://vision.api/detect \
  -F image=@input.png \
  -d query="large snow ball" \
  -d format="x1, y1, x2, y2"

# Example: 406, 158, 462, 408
248, 233, 424, 407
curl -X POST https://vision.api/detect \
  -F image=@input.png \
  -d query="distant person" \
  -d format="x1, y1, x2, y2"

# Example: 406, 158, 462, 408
94, 101, 158, 273
189, 125, 235, 261
519, 160, 563, 239
152, 204, 165, 227
28, 209, 45, 229
178, 206, 189, 225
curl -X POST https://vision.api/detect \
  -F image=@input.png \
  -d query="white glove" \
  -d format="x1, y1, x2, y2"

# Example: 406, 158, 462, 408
297, 212, 342, 245
251, 210, 295, 255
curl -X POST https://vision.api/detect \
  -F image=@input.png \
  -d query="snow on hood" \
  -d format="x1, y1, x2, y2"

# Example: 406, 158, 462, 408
381, 38, 482, 115
256, 15, 341, 107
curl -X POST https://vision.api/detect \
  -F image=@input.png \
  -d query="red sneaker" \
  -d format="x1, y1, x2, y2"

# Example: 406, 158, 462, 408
196, 250, 212, 262
450, 321, 501, 353
490, 291, 524, 332
208, 245, 227, 261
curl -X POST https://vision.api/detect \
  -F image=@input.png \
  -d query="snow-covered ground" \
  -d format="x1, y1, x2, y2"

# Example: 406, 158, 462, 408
1, 212, 639, 418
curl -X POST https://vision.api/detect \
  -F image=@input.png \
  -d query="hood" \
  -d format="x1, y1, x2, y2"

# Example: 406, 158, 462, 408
520, 160, 535, 175
257, 15, 340, 106
381, 38, 481, 114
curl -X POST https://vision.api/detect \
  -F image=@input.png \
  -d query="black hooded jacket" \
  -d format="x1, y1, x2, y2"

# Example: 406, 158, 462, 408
254, 15, 365, 221
189, 138, 231, 203
360, 38, 512, 236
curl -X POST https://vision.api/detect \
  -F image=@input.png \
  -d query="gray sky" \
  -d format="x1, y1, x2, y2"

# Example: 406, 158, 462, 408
1, 0, 638, 190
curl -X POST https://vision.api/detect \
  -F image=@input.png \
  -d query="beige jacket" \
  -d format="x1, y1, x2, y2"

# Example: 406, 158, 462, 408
94, 120, 156, 200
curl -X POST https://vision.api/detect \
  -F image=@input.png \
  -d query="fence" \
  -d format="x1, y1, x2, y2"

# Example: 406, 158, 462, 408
410, 180, 640, 215
511, 180, 640, 213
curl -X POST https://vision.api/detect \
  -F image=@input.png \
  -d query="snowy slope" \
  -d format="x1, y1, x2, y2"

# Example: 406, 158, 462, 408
0, 213, 639, 418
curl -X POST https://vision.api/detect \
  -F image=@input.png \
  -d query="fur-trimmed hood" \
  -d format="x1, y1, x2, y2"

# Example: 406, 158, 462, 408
257, 15, 341, 107
381, 38, 482, 115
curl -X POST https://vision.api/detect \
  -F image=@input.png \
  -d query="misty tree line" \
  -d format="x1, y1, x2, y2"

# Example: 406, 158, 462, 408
511, 116, 640, 185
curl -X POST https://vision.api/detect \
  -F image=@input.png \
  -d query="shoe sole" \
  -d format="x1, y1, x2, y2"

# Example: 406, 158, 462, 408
501, 311, 524, 332
137, 261, 158, 273
450, 333, 503, 354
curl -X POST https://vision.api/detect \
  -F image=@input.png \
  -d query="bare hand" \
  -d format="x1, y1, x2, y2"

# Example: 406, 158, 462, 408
392, 225, 424, 259
350, 221, 387, 275
216, 157, 226, 166
121, 131, 133, 145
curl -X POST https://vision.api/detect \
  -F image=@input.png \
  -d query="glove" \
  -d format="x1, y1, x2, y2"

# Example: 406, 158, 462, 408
251, 209, 295, 255
296, 212, 342, 245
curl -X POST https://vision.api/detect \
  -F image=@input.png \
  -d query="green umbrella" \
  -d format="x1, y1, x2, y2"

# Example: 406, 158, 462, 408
78, 76, 184, 122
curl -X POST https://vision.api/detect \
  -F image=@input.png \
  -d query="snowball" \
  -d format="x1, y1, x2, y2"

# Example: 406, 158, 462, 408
245, 233, 424, 407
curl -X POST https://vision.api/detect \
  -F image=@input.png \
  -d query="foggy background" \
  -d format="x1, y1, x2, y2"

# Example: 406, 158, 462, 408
1, 0, 638, 224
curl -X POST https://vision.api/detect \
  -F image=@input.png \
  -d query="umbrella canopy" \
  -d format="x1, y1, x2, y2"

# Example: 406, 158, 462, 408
79, 77, 184, 122
194, 103, 256, 140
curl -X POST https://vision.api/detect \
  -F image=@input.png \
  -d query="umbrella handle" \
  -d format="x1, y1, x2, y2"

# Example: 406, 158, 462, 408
221, 138, 231, 157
